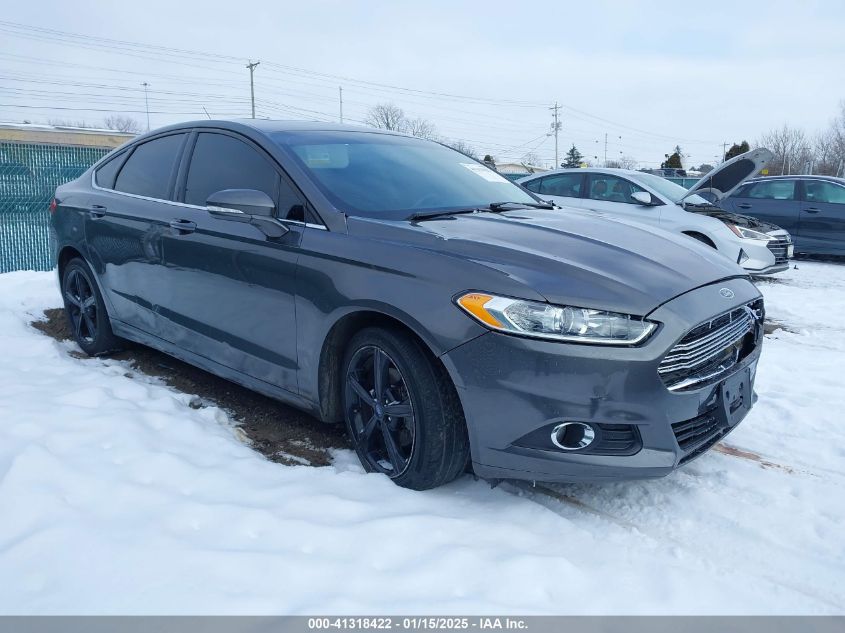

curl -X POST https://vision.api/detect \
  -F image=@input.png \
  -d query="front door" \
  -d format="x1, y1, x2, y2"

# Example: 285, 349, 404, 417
798, 179, 845, 255
158, 130, 306, 394
582, 173, 661, 227
723, 179, 800, 235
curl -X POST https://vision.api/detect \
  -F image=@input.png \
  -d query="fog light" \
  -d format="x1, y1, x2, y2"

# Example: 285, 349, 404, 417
551, 422, 596, 451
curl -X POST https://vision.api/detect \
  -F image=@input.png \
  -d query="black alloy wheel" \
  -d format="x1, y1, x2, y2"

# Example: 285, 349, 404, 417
61, 258, 124, 356
64, 267, 99, 345
345, 345, 416, 477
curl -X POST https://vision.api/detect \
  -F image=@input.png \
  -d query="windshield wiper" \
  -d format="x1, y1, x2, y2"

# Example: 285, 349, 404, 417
488, 201, 555, 210
408, 208, 482, 222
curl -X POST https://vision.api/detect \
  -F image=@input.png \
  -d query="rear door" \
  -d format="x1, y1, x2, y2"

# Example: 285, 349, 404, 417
159, 130, 306, 393
86, 132, 189, 333
722, 179, 800, 234
581, 173, 661, 227
798, 179, 845, 255
522, 172, 585, 208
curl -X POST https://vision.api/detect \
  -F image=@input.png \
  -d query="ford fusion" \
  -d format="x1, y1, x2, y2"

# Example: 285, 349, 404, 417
50, 121, 764, 490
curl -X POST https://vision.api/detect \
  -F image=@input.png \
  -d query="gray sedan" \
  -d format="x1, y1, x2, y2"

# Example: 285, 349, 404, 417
50, 120, 763, 489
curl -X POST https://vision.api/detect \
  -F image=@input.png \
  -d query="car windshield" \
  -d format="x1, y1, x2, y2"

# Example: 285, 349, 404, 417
276, 131, 537, 219
631, 172, 711, 206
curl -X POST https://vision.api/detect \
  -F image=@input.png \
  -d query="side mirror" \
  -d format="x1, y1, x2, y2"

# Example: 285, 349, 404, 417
206, 189, 288, 238
631, 191, 654, 205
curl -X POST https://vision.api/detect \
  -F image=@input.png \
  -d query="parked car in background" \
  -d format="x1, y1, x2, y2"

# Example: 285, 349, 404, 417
719, 175, 845, 256
51, 120, 764, 489
518, 149, 793, 275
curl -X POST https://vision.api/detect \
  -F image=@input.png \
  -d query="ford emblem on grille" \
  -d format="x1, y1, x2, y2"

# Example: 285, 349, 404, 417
719, 288, 735, 299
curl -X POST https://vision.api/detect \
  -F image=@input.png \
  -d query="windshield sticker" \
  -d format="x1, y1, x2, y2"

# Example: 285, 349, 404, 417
460, 163, 509, 183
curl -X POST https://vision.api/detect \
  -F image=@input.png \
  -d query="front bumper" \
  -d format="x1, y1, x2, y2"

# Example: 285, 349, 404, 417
739, 232, 793, 276
441, 278, 763, 483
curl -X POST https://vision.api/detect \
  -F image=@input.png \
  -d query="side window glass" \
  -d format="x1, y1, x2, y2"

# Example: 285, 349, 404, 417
746, 181, 795, 200
94, 153, 124, 189
587, 175, 645, 205
522, 178, 543, 194
184, 133, 280, 208
804, 181, 845, 204
114, 134, 186, 199
540, 173, 582, 197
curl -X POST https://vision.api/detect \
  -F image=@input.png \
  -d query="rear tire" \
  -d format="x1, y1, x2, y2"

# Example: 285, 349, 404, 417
342, 327, 469, 490
61, 258, 124, 356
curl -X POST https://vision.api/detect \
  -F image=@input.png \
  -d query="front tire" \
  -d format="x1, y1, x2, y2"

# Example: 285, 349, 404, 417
342, 327, 469, 490
61, 258, 124, 356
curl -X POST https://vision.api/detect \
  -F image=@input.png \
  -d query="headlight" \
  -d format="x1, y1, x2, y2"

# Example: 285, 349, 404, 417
725, 223, 772, 241
456, 293, 657, 345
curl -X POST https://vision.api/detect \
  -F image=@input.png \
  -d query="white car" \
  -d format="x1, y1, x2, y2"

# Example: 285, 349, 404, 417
518, 149, 793, 275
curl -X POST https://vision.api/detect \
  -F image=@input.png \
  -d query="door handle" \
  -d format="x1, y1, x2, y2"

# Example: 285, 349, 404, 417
169, 219, 197, 234
737, 203, 752, 209
803, 207, 820, 214
89, 204, 107, 218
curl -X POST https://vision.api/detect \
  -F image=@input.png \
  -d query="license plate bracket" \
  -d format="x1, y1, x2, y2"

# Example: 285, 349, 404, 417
718, 368, 753, 427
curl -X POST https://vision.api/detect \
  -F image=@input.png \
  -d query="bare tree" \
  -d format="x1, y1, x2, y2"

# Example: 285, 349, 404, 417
103, 115, 142, 133
757, 125, 809, 175
365, 103, 407, 131
618, 155, 638, 170
443, 139, 478, 159
48, 119, 94, 128
813, 130, 840, 175
521, 151, 541, 166
826, 101, 845, 176
404, 117, 439, 140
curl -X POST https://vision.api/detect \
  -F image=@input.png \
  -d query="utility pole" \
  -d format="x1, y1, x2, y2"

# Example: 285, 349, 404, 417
722, 142, 728, 162
604, 133, 608, 166
339, 86, 343, 124
549, 102, 561, 167
141, 82, 150, 131
246, 60, 260, 119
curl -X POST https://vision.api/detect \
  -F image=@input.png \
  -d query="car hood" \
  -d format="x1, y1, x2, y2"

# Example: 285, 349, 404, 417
683, 148, 773, 202
683, 206, 784, 233
349, 208, 747, 316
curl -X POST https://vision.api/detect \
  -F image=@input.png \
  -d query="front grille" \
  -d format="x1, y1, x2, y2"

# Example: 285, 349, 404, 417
658, 300, 762, 392
766, 237, 791, 265
672, 409, 726, 464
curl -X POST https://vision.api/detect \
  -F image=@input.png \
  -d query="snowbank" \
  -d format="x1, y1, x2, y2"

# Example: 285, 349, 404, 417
0, 265, 843, 614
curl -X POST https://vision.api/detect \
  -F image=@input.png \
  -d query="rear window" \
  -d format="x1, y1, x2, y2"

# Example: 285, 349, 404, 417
94, 153, 125, 189
114, 134, 187, 199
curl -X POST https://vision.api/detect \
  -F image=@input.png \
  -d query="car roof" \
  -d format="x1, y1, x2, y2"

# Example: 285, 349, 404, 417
747, 174, 845, 185
518, 167, 644, 182
122, 119, 413, 149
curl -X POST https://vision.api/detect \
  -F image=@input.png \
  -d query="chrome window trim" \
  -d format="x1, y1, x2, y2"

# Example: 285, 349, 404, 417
90, 172, 327, 230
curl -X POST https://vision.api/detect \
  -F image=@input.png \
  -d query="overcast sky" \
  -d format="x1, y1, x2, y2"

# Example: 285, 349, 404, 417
2, 0, 843, 168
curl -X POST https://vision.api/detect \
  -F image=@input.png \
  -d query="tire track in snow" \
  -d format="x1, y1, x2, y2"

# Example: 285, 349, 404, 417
503, 476, 844, 611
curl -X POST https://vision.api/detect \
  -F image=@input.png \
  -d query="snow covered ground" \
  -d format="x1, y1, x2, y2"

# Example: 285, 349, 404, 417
0, 263, 843, 615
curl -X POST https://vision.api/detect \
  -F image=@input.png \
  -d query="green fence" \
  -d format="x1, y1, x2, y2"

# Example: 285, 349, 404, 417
0, 142, 110, 273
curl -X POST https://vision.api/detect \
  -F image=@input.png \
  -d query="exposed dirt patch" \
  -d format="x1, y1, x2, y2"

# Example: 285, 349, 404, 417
713, 443, 796, 474
32, 308, 350, 467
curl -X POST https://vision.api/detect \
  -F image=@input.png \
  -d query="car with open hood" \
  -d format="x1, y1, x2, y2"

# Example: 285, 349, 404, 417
719, 175, 845, 256
50, 120, 764, 489
518, 149, 793, 275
